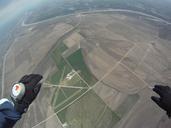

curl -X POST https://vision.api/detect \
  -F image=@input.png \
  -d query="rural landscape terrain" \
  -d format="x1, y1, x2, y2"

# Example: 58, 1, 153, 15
1, 0, 171, 128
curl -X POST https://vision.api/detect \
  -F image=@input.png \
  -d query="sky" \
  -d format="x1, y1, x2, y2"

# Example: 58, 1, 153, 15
0, 0, 12, 9
0, 0, 41, 27
1, 0, 171, 28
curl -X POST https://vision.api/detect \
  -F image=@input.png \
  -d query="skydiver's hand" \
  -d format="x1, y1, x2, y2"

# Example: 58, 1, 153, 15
11, 74, 43, 114
151, 85, 171, 118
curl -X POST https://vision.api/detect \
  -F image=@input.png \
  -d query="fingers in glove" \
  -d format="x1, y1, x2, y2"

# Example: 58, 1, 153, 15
151, 96, 164, 109
33, 83, 42, 95
167, 111, 171, 118
153, 85, 168, 97
29, 74, 43, 86
19, 75, 29, 83
155, 85, 170, 91
19, 75, 33, 84
24, 83, 42, 103
29, 83, 42, 102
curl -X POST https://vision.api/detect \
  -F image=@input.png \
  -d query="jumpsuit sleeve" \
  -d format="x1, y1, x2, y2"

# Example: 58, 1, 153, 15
0, 98, 22, 128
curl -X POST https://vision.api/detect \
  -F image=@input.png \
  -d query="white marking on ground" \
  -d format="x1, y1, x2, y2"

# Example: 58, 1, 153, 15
60, 66, 66, 82
136, 44, 151, 67
43, 83, 88, 89
95, 105, 107, 125
54, 89, 83, 110
61, 88, 68, 98
33, 103, 39, 124
120, 63, 148, 87
62, 56, 91, 88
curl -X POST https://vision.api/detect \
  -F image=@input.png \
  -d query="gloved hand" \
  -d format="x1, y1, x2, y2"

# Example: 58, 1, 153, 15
11, 74, 43, 114
151, 85, 171, 117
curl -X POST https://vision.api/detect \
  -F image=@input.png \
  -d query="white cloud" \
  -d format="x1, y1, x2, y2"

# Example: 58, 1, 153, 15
0, 0, 42, 25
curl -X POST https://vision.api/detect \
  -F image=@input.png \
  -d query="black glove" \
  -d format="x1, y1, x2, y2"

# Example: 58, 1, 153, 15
151, 85, 171, 117
11, 74, 43, 114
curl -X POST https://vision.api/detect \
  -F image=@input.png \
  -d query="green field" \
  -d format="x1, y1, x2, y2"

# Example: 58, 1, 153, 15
47, 41, 140, 127
47, 42, 93, 113
57, 91, 120, 128
52, 88, 88, 113
67, 49, 98, 86
47, 43, 69, 84
57, 91, 140, 128
48, 43, 95, 87
51, 43, 68, 67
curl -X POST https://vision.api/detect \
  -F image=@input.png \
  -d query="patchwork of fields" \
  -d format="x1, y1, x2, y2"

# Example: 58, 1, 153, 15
45, 30, 140, 127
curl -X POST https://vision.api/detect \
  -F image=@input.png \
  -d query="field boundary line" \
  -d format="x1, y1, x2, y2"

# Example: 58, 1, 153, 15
32, 43, 135, 127
43, 83, 88, 89
120, 63, 148, 88
91, 44, 136, 89
62, 55, 91, 88
54, 89, 83, 110
32, 88, 90, 128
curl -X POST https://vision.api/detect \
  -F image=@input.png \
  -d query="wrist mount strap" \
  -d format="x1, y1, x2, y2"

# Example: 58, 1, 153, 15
11, 97, 29, 114
10, 83, 28, 114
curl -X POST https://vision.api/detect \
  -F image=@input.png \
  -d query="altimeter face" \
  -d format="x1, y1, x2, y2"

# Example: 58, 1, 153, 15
11, 83, 25, 101
12, 84, 21, 97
